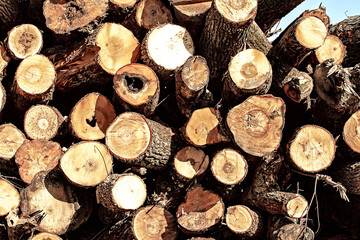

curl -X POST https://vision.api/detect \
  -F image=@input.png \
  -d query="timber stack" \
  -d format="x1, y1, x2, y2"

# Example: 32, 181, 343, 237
0, 0, 360, 239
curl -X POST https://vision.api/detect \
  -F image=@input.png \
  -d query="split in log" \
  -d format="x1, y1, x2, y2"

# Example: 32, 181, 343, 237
288, 125, 335, 173
96, 173, 147, 212
268, 216, 315, 240
182, 107, 229, 147
70, 92, 116, 141
7, 24, 43, 59
11, 54, 56, 111
226, 95, 285, 157
0, 123, 26, 161
43, 0, 108, 34
175, 55, 210, 117
315, 35, 346, 64
24, 105, 64, 140
31, 232, 62, 240
222, 49, 272, 107
113, 63, 160, 117
226, 205, 264, 239
0, 178, 20, 216
95, 23, 140, 75
141, 23, 194, 83
15, 139, 63, 185
60, 141, 113, 188
176, 185, 225, 234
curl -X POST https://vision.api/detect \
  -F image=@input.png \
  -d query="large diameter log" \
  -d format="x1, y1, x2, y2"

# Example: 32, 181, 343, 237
0, 123, 26, 161
43, 0, 108, 34
226, 95, 285, 157
222, 49, 272, 107
141, 23, 194, 83
288, 125, 335, 173
95, 23, 140, 75
113, 63, 160, 116
198, 0, 257, 97
11, 54, 56, 111
70, 92, 116, 141
7, 24, 43, 59
0, 178, 20, 216
315, 35, 346, 65
15, 140, 63, 185
60, 141, 113, 188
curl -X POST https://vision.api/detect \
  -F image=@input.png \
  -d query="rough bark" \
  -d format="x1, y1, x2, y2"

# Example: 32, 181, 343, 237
246, 21, 272, 54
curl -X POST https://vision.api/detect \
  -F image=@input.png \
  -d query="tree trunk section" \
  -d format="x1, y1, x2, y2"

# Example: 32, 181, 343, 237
0, 178, 20, 217
246, 21, 272, 54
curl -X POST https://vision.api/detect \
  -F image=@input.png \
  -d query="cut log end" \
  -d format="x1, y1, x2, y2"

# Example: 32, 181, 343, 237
136, 0, 173, 30
60, 141, 113, 187
211, 149, 248, 185
8, 24, 43, 59
315, 35, 346, 64
0, 83, 5, 113
0, 178, 20, 216
295, 16, 327, 49
343, 109, 360, 154
111, 0, 137, 8
0, 123, 26, 160
180, 55, 209, 94
215, 0, 257, 24
283, 70, 313, 103
70, 93, 116, 141
289, 125, 335, 173
174, 146, 209, 180
32, 232, 62, 240
173, 1, 212, 17
286, 195, 308, 218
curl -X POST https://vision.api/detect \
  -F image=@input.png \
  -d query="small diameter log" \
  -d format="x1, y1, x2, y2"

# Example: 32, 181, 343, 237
226, 95, 285, 157
342, 109, 360, 156
7, 24, 43, 59
172, 0, 212, 43
0, 123, 26, 161
24, 105, 64, 140
315, 35, 346, 65
331, 161, 360, 196
43, 0, 108, 35
288, 125, 335, 173
95, 23, 140, 75
0, 178, 20, 216
282, 69, 313, 103
106, 112, 178, 170
141, 23, 194, 82
96, 173, 147, 212
226, 205, 264, 239
182, 107, 229, 147
70, 92, 116, 141
31, 232, 62, 240
175, 55, 210, 117
60, 141, 113, 188
198, 0, 257, 97
222, 49, 272, 106
113, 63, 160, 116
268, 216, 314, 240
19, 169, 92, 235
15, 139, 63, 185
11, 54, 56, 111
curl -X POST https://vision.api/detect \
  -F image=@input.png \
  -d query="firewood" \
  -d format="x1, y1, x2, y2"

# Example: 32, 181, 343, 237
10, 54, 56, 111
342, 109, 360, 157
0, 123, 26, 161
24, 105, 64, 140
315, 35, 346, 64
18, 169, 92, 235
176, 185, 225, 234
70, 92, 116, 141
246, 21, 272, 54
226, 95, 285, 157
0, 0, 20, 35
113, 63, 160, 116
7, 24, 43, 59
6, 208, 43, 240
96, 173, 147, 212
60, 141, 113, 188
15, 139, 63, 185
330, 15, 360, 67
288, 125, 335, 173
106, 112, 178, 170
0, 178, 20, 216
0, 45, 10, 78
282, 69, 313, 103
43, 0, 108, 35
175, 55, 210, 117
108, 0, 138, 20
182, 107, 229, 147
141, 23, 194, 83
226, 205, 264, 239
222, 49, 272, 107
198, 0, 257, 98
31, 232, 62, 240
0, 83, 5, 118
267, 216, 314, 240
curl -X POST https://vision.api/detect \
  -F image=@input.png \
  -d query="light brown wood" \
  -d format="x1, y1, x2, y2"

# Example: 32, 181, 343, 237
135, 0, 173, 31
0, 83, 5, 115
111, 0, 137, 8
0, 178, 20, 216
0, 45, 10, 78
343, 109, 360, 154
283, 69, 313, 103
315, 35, 346, 64
31, 232, 62, 240
0, 123, 26, 161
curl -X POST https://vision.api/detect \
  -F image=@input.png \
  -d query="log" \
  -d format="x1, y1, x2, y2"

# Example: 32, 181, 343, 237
176, 185, 225, 234
7, 24, 43, 59
282, 69, 313, 103
70, 92, 116, 141
60, 141, 113, 188
0, 83, 5, 118
0, 178, 20, 216
330, 15, 360, 67
314, 35, 346, 65
108, 0, 138, 21
0, 123, 26, 161
31, 232, 62, 240
226, 95, 285, 157
15, 139, 63, 185
141, 23, 194, 83
331, 161, 360, 196
24, 105, 64, 140
222, 49, 272, 107
246, 21, 272, 54
268, 216, 314, 240
182, 107, 229, 147
95, 23, 140, 75
175, 55, 210, 117
342, 109, 360, 157
0, 45, 10, 78
10, 54, 56, 111
226, 205, 264, 239
113, 63, 160, 117
198, 0, 257, 98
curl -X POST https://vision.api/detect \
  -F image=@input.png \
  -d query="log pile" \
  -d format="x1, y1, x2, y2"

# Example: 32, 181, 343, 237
0, 0, 360, 239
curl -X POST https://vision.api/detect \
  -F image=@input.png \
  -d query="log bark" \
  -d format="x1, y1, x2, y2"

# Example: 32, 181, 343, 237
331, 161, 360, 196
0, 178, 20, 217
246, 21, 272, 54
0, 0, 20, 37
